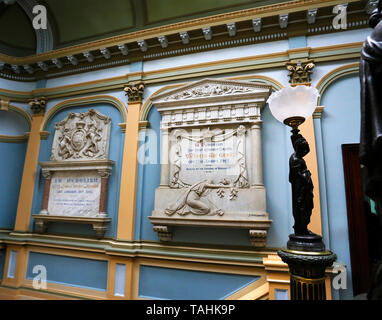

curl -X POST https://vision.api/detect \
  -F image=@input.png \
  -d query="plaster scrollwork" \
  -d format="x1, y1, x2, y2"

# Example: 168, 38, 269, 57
164, 83, 256, 101
51, 109, 111, 161
165, 179, 232, 217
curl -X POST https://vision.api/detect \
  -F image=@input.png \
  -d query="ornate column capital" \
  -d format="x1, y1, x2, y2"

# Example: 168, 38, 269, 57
124, 82, 145, 103
29, 96, 47, 115
285, 59, 315, 85
0, 98, 10, 110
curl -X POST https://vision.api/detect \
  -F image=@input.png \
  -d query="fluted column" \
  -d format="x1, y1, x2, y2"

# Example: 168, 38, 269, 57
160, 128, 169, 187
98, 169, 112, 218
250, 121, 263, 187
40, 170, 51, 215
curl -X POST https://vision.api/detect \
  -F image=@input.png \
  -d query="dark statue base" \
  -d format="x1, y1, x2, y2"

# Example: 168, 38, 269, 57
287, 233, 326, 252
278, 234, 336, 300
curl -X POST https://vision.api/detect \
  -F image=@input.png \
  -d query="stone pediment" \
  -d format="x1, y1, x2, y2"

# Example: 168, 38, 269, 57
151, 78, 271, 108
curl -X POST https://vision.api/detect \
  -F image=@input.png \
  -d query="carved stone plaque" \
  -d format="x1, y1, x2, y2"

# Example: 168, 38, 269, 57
149, 78, 273, 247
33, 109, 114, 238
170, 126, 248, 188
48, 171, 101, 217
51, 109, 111, 161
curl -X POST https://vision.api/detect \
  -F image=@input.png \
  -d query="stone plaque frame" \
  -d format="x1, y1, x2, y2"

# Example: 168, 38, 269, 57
32, 109, 114, 238
149, 78, 273, 247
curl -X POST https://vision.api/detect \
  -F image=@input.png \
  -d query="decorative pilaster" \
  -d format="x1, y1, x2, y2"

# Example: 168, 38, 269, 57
40, 170, 51, 215
250, 121, 263, 187
14, 97, 47, 232
159, 128, 169, 187
98, 169, 112, 218
117, 82, 145, 240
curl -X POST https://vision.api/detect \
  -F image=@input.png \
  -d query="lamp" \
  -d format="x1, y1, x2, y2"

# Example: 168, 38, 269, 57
267, 85, 336, 300
267, 85, 319, 128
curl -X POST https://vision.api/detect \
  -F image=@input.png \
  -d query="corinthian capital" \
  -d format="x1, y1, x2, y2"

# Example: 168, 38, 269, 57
285, 60, 315, 85
124, 83, 145, 103
29, 97, 47, 115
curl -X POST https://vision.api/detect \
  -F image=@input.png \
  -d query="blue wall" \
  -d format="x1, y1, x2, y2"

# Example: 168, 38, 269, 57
30, 104, 124, 238
0, 142, 27, 229
0, 110, 28, 229
318, 74, 361, 299
0, 110, 29, 135
26, 252, 108, 291
139, 265, 260, 300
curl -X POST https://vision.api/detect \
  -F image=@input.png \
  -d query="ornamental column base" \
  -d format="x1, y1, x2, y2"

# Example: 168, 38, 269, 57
278, 234, 336, 300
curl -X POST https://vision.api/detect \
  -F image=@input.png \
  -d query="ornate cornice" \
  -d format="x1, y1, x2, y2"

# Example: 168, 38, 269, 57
0, 0, 367, 81
0, 42, 363, 105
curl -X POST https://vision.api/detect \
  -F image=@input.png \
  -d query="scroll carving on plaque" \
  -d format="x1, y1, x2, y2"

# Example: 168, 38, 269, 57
148, 78, 273, 247
33, 109, 114, 238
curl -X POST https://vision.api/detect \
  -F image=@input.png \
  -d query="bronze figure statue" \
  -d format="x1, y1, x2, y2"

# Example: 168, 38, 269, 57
360, 0, 382, 300
289, 129, 314, 236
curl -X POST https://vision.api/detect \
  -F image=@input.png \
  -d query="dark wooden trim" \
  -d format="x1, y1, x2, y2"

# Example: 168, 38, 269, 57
342, 143, 370, 296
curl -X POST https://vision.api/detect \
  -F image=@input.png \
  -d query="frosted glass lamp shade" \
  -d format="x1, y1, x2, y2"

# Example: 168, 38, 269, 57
266, 86, 319, 127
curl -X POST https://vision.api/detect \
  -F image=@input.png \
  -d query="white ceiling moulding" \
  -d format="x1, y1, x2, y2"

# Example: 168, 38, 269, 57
179, 31, 190, 44
137, 40, 148, 52
158, 36, 168, 48
306, 8, 318, 24
23, 64, 34, 74
227, 23, 237, 37
11, 64, 20, 74
252, 18, 262, 32
202, 27, 213, 40
37, 61, 48, 72
118, 44, 128, 55
67, 55, 78, 66
100, 48, 111, 59
52, 58, 63, 69
279, 14, 289, 29
83, 51, 94, 62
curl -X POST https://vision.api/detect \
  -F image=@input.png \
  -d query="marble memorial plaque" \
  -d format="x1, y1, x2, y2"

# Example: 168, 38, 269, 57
48, 171, 101, 217
170, 126, 248, 188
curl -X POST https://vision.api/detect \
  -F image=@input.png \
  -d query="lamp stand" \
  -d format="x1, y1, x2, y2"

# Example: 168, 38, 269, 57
278, 125, 336, 300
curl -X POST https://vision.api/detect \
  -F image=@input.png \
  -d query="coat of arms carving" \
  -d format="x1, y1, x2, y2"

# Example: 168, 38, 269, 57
51, 109, 111, 161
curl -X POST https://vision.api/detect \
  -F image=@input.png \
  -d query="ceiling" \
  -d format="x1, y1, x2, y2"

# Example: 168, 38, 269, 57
0, 0, 371, 80
0, 0, 292, 56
